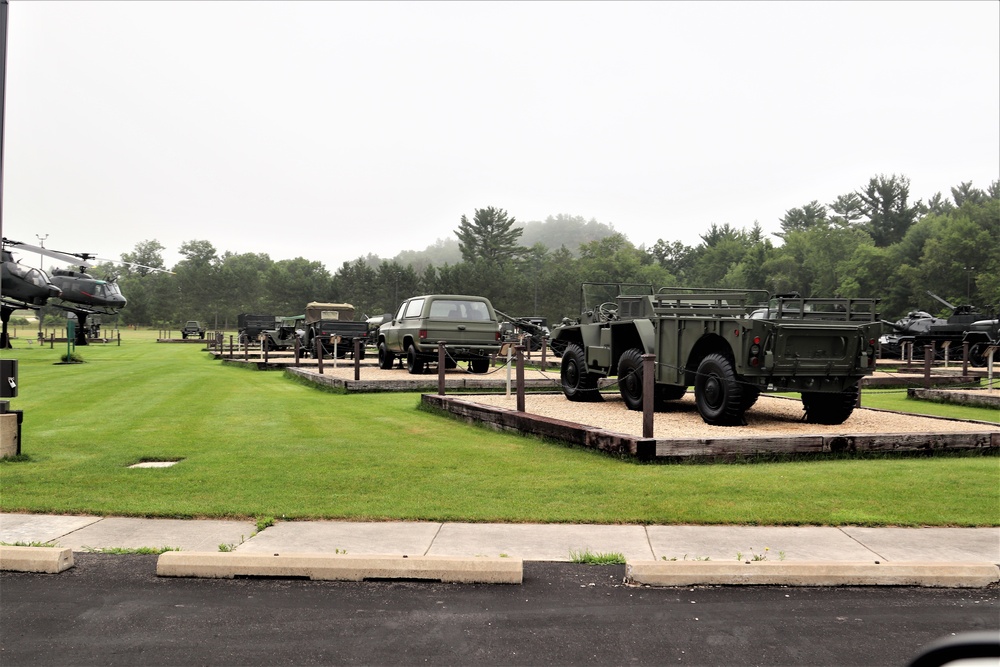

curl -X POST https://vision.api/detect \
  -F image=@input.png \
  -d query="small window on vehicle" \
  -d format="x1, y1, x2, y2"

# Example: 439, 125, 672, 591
404, 298, 425, 319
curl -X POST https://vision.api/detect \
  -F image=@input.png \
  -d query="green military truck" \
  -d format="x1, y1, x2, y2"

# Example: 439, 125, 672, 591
302, 302, 371, 359
376, 294, 502, 374
549, 283, 882, 426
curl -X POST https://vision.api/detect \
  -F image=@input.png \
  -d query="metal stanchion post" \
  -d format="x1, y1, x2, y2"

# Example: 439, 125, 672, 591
923, 344, 933, 388
642, 353, 654, 438
515, 345, 526, 412
438, 341, 446, 396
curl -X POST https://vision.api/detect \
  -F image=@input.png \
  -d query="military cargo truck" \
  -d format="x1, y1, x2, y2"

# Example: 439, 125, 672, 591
549, 283, 882, 426
302, 302, 370, 358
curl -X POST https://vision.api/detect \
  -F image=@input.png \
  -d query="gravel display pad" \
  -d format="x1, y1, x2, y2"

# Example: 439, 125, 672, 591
463, 393, 997, 439
427, 392, 999, 459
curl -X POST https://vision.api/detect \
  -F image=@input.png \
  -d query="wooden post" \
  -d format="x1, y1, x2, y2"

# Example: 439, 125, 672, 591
229, 335, 234, 359
516, 345, 526, 412
316, 337, 324, 374
438, 341, 447, 396
962, 342, 969, 376
294, 337, 301, 367
263, 338, 269, 364
642, 353, 655, 438
541, 336, 547, 368
923, 344, 933, 389
354, 339, 361, 382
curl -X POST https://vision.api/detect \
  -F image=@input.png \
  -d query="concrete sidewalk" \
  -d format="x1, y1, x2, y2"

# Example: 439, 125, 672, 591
2, 513, 997, 563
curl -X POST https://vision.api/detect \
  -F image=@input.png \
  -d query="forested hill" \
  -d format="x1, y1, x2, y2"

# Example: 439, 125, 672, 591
390, 214, 616, 271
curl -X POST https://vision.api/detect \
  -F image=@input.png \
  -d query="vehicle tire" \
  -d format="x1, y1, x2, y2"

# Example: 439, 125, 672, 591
182, 333, 187, 339
740, 386, 761, 411
802, 386, 859, 425
378, 342, 395, 370
357, 346, 366, 360
199, 332, 205, 339
527, 336, 542, 353
469, 358, 489, 374
445, 358, 458, 370
654, 384, 687, 410
694, 353, 746, 425
561, 343, 602, 402
969, 344, 988, 368
406, 344, 425, 375
617, 348, 645, 411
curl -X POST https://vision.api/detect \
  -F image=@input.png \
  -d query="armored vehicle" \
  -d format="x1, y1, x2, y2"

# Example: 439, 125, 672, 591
880, 292, 997, 364
376, 294, 502, 374
302, 302, 370, 358
549, 283, 882, 426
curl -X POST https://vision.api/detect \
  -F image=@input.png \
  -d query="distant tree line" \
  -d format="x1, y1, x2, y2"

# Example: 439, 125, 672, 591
52, 175, 998, 329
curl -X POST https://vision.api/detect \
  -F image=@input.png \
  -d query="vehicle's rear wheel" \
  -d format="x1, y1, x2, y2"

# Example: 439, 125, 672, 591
406, 344, 425, 374
969, 344, 988, 368
561, 343, 602, 402
617, 348, 645, 411
378, 342, 395, 369
801, 386, 859, 424
694, 353, 746, 425
469, 358, 489, 373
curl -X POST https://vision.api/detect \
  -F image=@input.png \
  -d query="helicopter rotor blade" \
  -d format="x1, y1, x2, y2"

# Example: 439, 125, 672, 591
2, 239, 93, 267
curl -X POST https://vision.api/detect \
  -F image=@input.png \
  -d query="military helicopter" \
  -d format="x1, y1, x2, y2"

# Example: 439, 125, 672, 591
1, 238, 171, 346
0, 241, 64, 348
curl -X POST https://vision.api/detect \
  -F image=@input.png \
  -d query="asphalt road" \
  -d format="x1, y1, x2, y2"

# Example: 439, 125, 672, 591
1, 555, 997, 666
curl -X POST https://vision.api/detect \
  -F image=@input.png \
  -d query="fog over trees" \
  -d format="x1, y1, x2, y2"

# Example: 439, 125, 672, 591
48, 175, 998, 329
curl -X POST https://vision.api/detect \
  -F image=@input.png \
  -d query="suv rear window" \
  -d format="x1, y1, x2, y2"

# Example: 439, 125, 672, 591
428, 299, 491, 321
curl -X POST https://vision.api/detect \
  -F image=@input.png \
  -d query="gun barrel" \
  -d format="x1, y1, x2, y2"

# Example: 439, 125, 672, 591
926, 291, 956, 310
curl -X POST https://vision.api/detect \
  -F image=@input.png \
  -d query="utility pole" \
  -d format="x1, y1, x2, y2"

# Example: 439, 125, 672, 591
36, 233, 48, 271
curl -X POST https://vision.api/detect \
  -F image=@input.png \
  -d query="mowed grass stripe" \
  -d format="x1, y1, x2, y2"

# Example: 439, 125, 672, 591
0, 332, 997, 525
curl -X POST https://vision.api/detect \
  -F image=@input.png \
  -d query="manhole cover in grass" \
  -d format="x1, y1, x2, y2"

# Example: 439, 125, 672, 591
128, 461, 179, 468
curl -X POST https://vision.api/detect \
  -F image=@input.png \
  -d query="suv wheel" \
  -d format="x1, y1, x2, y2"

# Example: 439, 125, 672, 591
406, 344, 425, 374
378, 342, 395, 369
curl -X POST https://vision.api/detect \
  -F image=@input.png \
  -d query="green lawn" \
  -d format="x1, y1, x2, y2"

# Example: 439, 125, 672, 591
1, 331, 997, 526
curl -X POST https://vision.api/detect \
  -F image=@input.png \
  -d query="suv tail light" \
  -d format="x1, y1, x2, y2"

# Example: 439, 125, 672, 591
419, 329, 428, 341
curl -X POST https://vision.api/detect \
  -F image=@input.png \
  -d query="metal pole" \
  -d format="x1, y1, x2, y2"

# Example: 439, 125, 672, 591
642, 354, 655, 438
515, 345, 526, 412
437, 341, 446, 396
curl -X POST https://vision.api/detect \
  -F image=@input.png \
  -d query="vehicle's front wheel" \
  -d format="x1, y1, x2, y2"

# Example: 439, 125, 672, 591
378, 342, 395, 369
406, 344, 425, 374
694, 353, 746, 425
469, 358, 489, 373
802, 386, 859, 424
561, 343, 602, 402
617, 348, 646, 411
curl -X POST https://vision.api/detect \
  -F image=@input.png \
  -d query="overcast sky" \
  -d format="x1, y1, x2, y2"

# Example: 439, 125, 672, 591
2, 1, 998, 274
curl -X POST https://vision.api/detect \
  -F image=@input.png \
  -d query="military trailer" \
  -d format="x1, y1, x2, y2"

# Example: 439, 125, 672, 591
237, 313, 277, 345
549, 283, 882, 426
302, 302, 370, 358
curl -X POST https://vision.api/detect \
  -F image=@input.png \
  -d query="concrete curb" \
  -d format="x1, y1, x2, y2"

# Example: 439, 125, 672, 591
626, 560, 1000, 588
0, 546, 74, 573
156, 552, 523, 584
